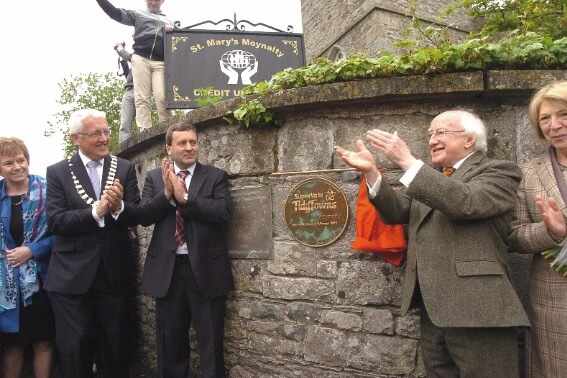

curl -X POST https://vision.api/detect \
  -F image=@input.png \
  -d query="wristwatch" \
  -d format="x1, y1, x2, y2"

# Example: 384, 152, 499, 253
183, 193, 188, 205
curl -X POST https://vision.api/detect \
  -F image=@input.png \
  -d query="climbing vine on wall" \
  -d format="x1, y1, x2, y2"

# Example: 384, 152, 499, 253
223, 0, 567, 127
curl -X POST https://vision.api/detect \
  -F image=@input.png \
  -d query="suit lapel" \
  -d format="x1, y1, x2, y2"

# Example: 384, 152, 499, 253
154, 169, 166, 193
415, 152, 484, 226
451, 151, 483, 181
189, 163, 206, 194
534, 152, 567, 214
70, 153, 98, 199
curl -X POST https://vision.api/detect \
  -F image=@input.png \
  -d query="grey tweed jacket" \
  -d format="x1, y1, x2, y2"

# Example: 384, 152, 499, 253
372, 151, 530, 328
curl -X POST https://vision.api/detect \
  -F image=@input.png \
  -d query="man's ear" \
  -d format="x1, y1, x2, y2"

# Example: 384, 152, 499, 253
464, 134, 476, 149
71, 134, 79, 146
165, 144, 172, 156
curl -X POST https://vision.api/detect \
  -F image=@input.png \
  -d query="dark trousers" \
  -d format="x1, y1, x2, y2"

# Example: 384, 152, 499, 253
420, 307, 520, 378
50, 264, 132, 378
156, 256, 227, 378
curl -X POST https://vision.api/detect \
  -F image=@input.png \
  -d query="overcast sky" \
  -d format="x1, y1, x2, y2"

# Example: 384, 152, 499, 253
4, 0, 302, 177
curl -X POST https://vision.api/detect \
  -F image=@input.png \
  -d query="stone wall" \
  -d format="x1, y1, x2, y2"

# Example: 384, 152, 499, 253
300, 0, 480, 61
115, 70, 567, 376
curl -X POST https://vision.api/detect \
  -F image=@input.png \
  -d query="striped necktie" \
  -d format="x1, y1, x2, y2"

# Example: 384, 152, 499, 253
175, 170, 189, 246
86, 160, 101, 199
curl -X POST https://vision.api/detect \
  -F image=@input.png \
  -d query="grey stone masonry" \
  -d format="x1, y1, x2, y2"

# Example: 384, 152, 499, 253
116, 70, 567, 376
301, 0, 481, 61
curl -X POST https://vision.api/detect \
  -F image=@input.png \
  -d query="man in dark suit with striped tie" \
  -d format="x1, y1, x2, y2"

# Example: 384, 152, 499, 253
137, 122, 234, 377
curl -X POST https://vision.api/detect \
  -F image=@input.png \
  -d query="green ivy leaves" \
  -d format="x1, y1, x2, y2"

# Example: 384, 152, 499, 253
222, 0, 567, 127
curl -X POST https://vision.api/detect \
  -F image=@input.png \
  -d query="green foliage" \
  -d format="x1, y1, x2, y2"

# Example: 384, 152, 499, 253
225, 0, 567, 127
46, 73, 161, 157
238, 32, 567, 96
223, 99, 284, 127
46, 73, 123, 157
194, 86, 223, 107
443, 0, 567, 40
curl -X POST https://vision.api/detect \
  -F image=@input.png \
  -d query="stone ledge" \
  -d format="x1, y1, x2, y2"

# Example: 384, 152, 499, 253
487, 70, 567, 90
114, 70, 567, 158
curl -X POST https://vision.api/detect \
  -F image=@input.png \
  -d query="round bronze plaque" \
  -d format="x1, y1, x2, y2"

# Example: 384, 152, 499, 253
284, 177, 349, 247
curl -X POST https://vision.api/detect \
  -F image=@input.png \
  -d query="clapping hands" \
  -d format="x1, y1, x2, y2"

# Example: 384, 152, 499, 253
96, 180, 124, 217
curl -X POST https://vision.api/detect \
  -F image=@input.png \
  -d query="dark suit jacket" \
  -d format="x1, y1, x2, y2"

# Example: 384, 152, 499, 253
371, 152, 530, 328
139, 162, 234, 300
45, 153, 140, 294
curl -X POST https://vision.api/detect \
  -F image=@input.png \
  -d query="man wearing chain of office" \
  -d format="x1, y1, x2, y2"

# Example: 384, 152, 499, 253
45, 109, 141, 377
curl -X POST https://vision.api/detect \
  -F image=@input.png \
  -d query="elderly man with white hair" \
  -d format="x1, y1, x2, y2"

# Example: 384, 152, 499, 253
335, 109, 530, 377
45, 109, 141, 378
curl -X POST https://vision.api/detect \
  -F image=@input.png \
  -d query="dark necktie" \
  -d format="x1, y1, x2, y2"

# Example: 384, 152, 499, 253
443, 167, 455, 177
175, 170, 189, 246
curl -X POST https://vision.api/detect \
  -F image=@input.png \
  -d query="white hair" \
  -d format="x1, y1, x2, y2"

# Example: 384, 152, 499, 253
68, 109, 106, 135
459, 111, 487, 153
436, 110, 488, 153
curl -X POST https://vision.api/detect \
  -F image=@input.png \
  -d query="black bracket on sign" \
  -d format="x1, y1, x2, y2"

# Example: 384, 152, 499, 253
174, 13, 294, 33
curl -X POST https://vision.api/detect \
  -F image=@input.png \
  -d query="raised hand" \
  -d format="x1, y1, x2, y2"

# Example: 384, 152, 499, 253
366, 130, 416, 171
334, 139, 381, 184
219, 61, 238, 84
536, 195, 567, 241
241, 62, 258, 85
103, 179, 124, 213
167, 170, 187, 205
95, 197, 111, 219
161, 158, 174, 199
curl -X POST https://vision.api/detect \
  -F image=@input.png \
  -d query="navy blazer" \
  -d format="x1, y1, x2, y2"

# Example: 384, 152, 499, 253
45, 153, 140, 294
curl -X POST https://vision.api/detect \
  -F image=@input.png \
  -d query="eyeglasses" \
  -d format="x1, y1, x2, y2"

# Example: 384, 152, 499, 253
78, 130, 112, 139
427, 129, 466, 139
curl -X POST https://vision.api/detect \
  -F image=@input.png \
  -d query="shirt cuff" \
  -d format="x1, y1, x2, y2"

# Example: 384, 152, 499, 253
111, 200, 125, 220
399, 160, 425, 187
92, 207, 105, 227
367, 172, 383, 199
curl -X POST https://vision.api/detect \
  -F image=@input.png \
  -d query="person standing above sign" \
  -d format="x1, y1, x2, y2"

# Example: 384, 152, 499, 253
137, 122, 234, 377
334, 110, 529, 376
95, 0, 173, 132
115, 42, 136, 143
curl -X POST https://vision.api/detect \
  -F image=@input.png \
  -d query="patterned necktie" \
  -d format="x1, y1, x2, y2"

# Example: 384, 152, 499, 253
443, 167, 455, 177
175, 170, 190, 246
86, 160, 101, 199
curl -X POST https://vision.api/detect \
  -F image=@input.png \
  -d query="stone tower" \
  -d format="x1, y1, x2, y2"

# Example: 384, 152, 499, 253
300, 0, 480, 62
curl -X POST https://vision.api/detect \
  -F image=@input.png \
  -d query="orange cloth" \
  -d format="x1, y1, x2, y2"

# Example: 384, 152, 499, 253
350, 176, 406, 265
